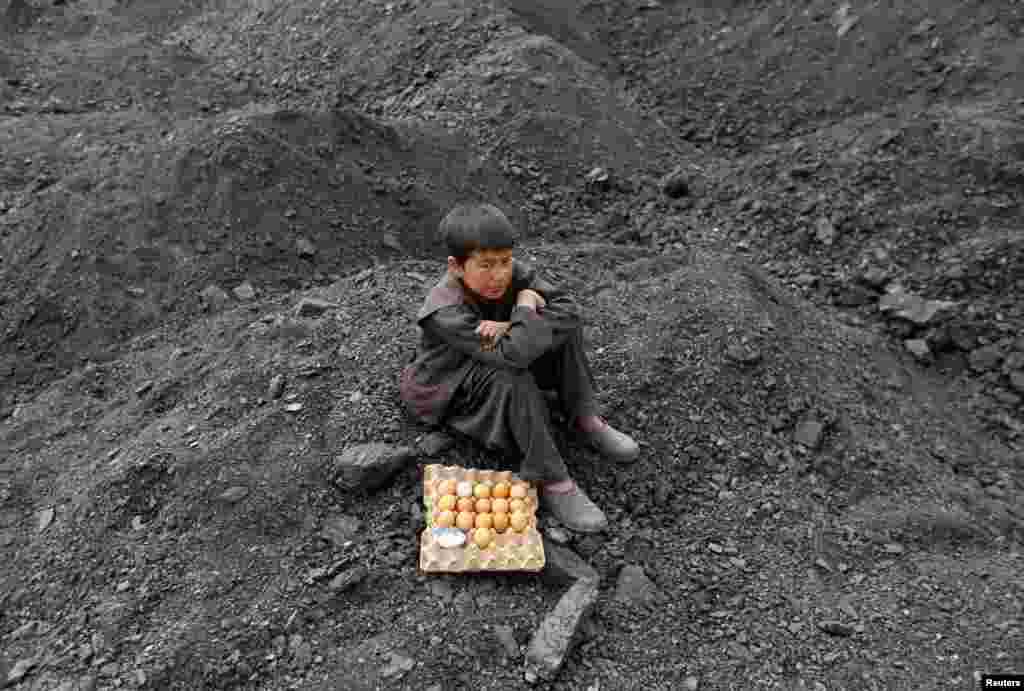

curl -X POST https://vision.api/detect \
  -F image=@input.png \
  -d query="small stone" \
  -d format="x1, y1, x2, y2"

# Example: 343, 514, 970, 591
585, 167, 609, 188
814, 217, 836, 245
284, 402, 304, 412
883, 542, 904, 554
320, 515, 362, 547
134, 381, 153, 396
417, 431, 454, 457
817, 620, 854, 636
233, 281, 256, 301
968, 345, 1003, 372
293, 641, 313, 669
793, 419, 825, 449
492, 624, 519, 658
219, 486, 249, 503
661, 167, 690, 199
1009, 371, 1024, 394
545, 526, 571, 545
295, 297, 336, 317
333, 443, 416, 493
878, 287, 956, 326
685, 677, 700, 691
613, 564, 660, 607
328, 566, 367, 592
905, 339, 931, 360
200, 284, 231, 311
268, 374, 285, 399
427, 580, 454, 603
36, 507, 55, 532
834, 283, 876, 307
380, 233, 403, 252
296, 237, 316, 257
859, 265, 890, 288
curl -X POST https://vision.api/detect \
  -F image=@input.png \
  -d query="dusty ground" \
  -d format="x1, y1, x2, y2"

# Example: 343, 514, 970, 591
1, 0, 1021, 689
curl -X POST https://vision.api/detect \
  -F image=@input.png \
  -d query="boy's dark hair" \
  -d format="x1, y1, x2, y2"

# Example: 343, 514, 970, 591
440, 203, 517, 264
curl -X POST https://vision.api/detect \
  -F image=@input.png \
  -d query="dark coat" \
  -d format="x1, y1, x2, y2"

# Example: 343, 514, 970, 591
398, 260, 581, 426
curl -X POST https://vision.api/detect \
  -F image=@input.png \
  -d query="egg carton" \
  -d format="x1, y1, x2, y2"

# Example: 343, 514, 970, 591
419, 464, 545, 573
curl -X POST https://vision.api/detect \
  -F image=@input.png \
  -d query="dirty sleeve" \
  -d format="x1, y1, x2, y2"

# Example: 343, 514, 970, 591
422, 304, 563, 370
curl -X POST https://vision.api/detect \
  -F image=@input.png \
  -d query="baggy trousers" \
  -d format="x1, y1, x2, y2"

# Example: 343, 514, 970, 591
443, 324, 600, 483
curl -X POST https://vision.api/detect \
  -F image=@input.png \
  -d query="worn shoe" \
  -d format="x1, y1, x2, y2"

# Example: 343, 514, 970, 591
575, 417, 640, 464
540, 484, 608, 533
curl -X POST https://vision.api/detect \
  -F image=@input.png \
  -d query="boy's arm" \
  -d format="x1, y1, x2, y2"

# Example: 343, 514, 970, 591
422, 304, 556, 370
522, 267, 581, 327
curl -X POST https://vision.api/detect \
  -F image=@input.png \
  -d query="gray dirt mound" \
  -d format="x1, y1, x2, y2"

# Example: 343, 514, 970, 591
587, 0, 1024, 150
0, 103, 520, 395
2, 242, 1020, 690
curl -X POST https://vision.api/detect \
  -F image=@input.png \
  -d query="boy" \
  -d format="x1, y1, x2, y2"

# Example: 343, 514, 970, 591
398, 203, 639, 532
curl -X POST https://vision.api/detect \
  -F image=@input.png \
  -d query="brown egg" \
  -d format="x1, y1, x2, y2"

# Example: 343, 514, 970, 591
438, 479, 458, 496
475, 513, 493, 530
437, 494, 457, 512
492, 512, 509, 532
491, 498, 509, 514
509, 483, 528, 500
473, 527, 493, 549
509, 498, 526, 514
435, 510, 455, 528
492, 482, 510, 499
456, 497, 475, 513
509, 511, 529, 533
475, 498, 492, 514
473, 483, 491, 499
455, 511, 476, 531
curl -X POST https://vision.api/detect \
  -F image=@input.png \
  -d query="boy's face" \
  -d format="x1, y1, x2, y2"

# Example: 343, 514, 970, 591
448, 248, 514, 300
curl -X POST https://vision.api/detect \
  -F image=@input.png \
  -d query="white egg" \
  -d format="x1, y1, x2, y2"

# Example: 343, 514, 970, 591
456, 481, 474, 497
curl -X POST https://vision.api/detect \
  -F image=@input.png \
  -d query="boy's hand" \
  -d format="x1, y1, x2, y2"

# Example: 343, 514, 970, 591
476, 320, 512, 351
515, 289, 546, 309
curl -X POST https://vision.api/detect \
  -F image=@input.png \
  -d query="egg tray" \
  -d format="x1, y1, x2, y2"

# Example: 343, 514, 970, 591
419, 464, 545, 573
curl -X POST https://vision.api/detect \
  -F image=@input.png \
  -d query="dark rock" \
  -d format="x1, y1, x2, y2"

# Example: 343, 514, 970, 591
200, 284, 231, 311
969, 345, 1003, 372
296, 236, 316, 257
417, 431, 454, 457
1009, 370, 1024, 394
295, 297, 337, 317
333, 443, 416, 492
834, 283, 876, 307
320, 514, 363, 547
661, 168, 690, 198
492, 624, 520, 659
905, 339, 931, 361
233, 281, 256, 301
858, 265, 890, 288
793, 419, 825, 449
948, 323, 981, 351
613, 564, 660, 607
817, 620, 854, 636
541, 540, 599, 587
268, 374, 285, 400
878, 288, 957, 326
328, 565, 367, 592
219, 486, 249, 503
